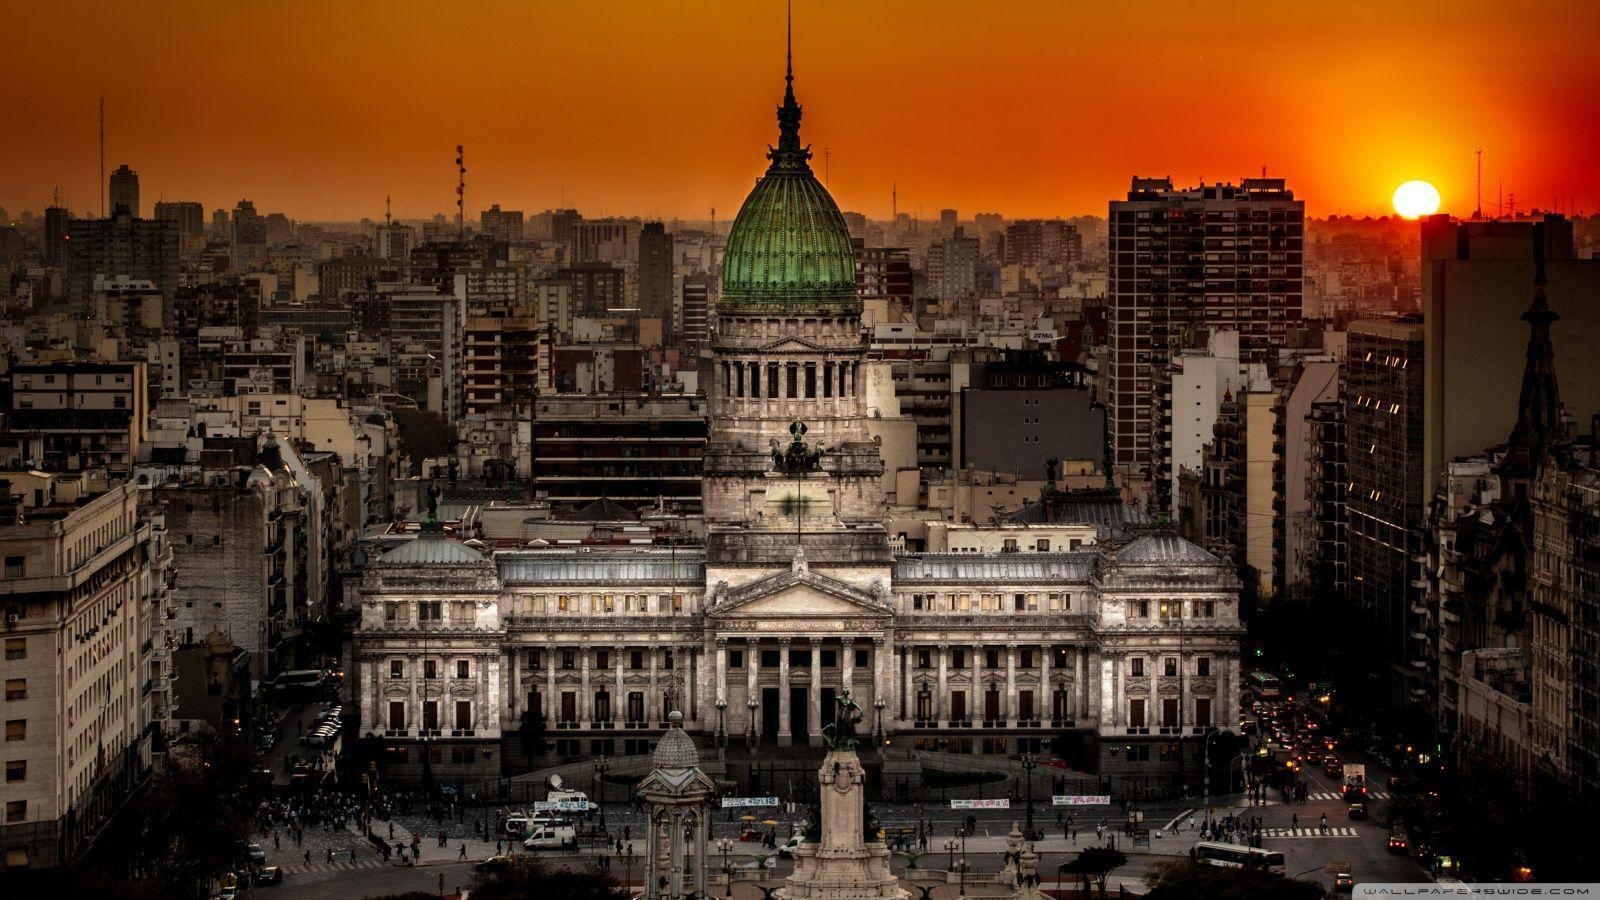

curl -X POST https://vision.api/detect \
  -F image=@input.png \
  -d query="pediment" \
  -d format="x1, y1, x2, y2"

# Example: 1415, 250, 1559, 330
710, 567, 892, 618
756, 336, 826, 354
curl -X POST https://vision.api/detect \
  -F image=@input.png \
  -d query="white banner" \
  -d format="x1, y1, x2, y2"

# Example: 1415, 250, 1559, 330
1051, 795, 1112, 806
949, 799, 1011, 810
720, 796, 780, 808
534, 800, 590, 812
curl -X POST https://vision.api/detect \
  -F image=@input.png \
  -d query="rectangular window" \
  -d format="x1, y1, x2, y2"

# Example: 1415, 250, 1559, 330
388, 701, 406, 731
5, 800, 24, 822
1019, 690, 1035, 721
527, 650, 544, 670
422, 701, 439, 731
455, 701, 472, 730
4, 680, 23, 701
418, 601, 442, 621
1195, 698, 1212, 726
1014, 594, 1025, 612
390, 660, 404, 679
1020, 649, 1034, 669
562, 651, 575, 670
761, 649, 780, 668
558, 595, 570, 612
1036, 539, 1050, 551
385, 604, 400, 622
952, 649, 966, 669
3, 721, 22, 741
855, 648, 869, 668
423, 659, 438, 679
596, 650, 610, 670
630, 650, 644, 670
1135, 601, 1149, 618
1164, 658, 1178, 677
1196, 657, 1211, 677
917, 649, 931, 669
729, 650, 745, 669
1129, 658, 1144, 677
986, 648, 1000, 669
3, 558, 22, 579
456, 660, 470, 679
820, 650, 837, 668
1162, 698, 1179, 728
1129, 698, 1145, 728
3, 639, 21, 661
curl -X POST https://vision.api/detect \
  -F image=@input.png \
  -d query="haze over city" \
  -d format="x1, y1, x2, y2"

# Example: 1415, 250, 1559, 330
3, 0, 1599, 222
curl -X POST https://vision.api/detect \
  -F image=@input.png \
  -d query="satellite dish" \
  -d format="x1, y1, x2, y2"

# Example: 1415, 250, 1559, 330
549, 774, 564, 790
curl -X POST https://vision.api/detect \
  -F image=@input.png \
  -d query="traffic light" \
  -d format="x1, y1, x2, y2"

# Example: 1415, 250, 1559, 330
1254, 647, 1264, 658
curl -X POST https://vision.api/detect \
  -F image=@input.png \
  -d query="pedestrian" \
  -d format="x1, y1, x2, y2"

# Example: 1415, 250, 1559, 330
1292, 813, 1298, 829
273, 830, 281, 850
1320, 813, 1328, 833
496, 838, 503, 854
459, 843, 468, 861
350, 847, 357, 863
1188, 815, 1196, 831
327, 847, 334, 864
1071, 827, 1078, 843
389, 821, 395, 840
624, 824, 631, 842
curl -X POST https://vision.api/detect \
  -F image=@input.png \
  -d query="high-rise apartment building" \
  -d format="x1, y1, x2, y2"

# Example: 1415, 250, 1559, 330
638, 222, 674, 324
108, 164, 139, 217
152, 201, 204, 242
1345, 317, 1425, 706
62, 211, 180, 302
1002, 219, 1083, 268
1108, 177, 1304, 502
42, 207, 69, 266
935, 227, 980, 300
680, 273, 711, 352
479, 204, 524, 243
230, 200, 267, 268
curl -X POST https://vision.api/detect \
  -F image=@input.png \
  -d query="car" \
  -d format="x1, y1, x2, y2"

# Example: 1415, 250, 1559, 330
1347, 802, 1368, 820
475, 855, 516, 873
256, 865, 284, 885
777, 834, 804, 859
1305, 746, 1325, 764
248, 843, 267, 864
1388, 829, 1409, 854
1334, 871, 1354, 892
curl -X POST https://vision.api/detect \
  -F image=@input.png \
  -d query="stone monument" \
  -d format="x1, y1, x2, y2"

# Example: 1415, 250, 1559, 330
777, 693, 908, 900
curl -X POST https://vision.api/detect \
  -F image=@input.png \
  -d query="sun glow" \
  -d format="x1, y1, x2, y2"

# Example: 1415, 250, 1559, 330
1393, 180, 1442, 219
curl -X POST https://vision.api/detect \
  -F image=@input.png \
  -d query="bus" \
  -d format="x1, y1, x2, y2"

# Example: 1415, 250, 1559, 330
1246, 671, 1282, 701
272, 669, 327, 698
1192, 842, 1286, 876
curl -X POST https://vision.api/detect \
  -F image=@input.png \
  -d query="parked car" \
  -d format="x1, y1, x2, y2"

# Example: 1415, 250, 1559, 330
777, 834, 804, 859
256, 865, 284, 885
1347, 802, 1368, 820
475, 855, 515, 873
1388, 828, 1409, 854
248, 843, 267, 864
1334, 871, 1354, 892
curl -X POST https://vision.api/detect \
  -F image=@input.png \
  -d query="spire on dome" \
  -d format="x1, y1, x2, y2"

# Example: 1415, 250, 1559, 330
770, 0, 811, 171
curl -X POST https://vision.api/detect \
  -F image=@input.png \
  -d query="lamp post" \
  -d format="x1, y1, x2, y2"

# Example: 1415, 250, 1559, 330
592, 755, 609, 806
957, 826, 969, 896
1020, 752, 1038, 840
874, 697, 886, 744
716, 836, 735, 885
748, 698, 758, 748
944, 836, 957, 874
716, 698, 727, 748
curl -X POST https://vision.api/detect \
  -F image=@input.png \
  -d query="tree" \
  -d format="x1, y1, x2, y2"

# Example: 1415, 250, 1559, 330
1144, 859, 1326, 900
1061, 847, 1128, 899
470, 858, 627, 900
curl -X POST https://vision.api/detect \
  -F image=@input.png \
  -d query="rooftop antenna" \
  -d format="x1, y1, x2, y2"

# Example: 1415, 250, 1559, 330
454, 144, 466, 241
710, 206, 716, 272
1475, 148, 1483, 219
892, 181, 897, 223
824, 147, 831, 187
385, 194, 392, 227
98, 95, 105, 217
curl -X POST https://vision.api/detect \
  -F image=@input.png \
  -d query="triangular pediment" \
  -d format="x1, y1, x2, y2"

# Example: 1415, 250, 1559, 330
710, 567, 892, 618
756, 336, 825, 354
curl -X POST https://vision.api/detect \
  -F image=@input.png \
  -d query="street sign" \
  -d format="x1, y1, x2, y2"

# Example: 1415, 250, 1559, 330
949, 799, 1010, 810
1051, 795, 1111, 806
720, 796, 780, 808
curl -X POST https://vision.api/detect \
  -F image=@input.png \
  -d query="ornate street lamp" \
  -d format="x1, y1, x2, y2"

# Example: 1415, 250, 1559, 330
874, 696, 886, 744
716, 698, 727, 748
716, 836, 735, 884
592, 755, 609, 806
747, 698, 759, 748
1020, 752, 1038, 840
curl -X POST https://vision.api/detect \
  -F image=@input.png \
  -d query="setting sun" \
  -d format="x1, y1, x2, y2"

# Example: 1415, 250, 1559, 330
1393, 180, 1442, 218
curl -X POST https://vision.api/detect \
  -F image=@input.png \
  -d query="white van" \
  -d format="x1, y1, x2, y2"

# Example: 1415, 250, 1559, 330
777, 834, 804, 859
523, 822, 577, 850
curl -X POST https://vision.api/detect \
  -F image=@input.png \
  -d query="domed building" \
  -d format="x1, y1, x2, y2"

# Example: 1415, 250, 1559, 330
352, 33, 1244, 796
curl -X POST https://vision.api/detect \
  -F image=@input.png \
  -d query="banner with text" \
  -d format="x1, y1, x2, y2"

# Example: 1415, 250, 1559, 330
534, 800, 591, 812
949, 799, 1011, 810
1051, 795, 1112, 806
720, 797, 780, 808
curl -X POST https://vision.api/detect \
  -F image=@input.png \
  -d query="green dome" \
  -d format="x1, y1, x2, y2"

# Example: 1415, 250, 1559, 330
720, 71, 858, 313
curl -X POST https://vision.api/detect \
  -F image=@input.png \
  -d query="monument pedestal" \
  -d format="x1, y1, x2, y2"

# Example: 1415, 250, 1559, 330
777, 749, 908, 900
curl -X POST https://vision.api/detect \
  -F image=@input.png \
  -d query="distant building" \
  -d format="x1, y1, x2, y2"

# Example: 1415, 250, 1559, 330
932, 227, 979, 301
108, 163, 139, 217
230, 200, 267, 267
530, 393, 706, 509
956, 352, 1104, 480
63, 210, 180, 302
638, 222, 674, 323
1002, 219, 1082, 268
558, 263, 626, 317
375, 222, 416, 261
1108, 177, 1304, 504
43, 206, 69, 266
680, 273, 711, 352
854, 242, 912, 304
153, 200, 205, 244
479, 204, 524, 243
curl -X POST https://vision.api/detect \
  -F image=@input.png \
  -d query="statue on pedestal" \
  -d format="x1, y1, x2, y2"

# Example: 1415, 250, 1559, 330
821, 691, 864, 752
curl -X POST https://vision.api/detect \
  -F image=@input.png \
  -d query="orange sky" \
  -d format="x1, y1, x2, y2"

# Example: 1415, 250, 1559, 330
3, 0, 1597, 223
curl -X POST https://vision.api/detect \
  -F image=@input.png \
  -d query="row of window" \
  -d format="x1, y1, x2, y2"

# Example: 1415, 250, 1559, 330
505, 594, 686, 616
909, 592, 1073, 612
1126, 697, 1214, 729
387, 699, 473, 732
390, 658, 474, 679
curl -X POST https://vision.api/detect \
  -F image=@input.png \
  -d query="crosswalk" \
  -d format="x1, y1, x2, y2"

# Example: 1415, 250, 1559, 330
1259, 826, 1361, 838
1307, 790, 1390, 801
277, 858, 388, 876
